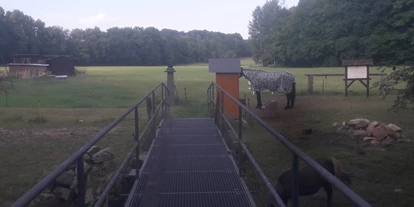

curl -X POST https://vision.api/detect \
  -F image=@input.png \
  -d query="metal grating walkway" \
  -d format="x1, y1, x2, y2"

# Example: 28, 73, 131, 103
125, 118, 255, 207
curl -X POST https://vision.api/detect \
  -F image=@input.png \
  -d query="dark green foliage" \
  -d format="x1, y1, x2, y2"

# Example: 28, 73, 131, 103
373, 64, 414, 111
0, 8, 251, 66
248, 0, 414, 67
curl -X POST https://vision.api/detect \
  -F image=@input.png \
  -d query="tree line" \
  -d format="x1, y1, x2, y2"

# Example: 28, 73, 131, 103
248, 0, 414, 67
0, 7, 251, 66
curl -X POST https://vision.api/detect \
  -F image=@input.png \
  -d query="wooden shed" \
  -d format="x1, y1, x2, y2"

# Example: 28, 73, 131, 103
45, 56, 76, 76
7, 63, 49, 79
208, 58, 241, 119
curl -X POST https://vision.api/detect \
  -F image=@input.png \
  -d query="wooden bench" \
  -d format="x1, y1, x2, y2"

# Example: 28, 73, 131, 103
304, 73, 387, 93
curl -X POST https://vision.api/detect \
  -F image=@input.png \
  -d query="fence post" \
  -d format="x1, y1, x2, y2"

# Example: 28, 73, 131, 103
165, 65, 176, 105
292, 154, 299, 207
77, 157, 86, 207
307, 75, 314, 93
134, 107, 140, 180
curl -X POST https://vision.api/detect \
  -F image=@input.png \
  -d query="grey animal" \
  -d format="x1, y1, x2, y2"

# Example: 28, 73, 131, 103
268, 157, 354, 207
239, 68, 296, 109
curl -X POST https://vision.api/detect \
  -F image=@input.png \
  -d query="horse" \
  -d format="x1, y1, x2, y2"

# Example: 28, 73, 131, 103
268, 157, 354, 207
239, 67, 296, 109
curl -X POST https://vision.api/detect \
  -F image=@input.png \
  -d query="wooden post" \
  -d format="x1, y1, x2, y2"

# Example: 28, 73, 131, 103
345, 66, 348, 97
367, 66, 370, 97
307, 75, 314, 93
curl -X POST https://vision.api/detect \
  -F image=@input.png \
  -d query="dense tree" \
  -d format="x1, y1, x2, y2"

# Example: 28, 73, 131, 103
0, 7, 251, 66
248, 0, 414, 67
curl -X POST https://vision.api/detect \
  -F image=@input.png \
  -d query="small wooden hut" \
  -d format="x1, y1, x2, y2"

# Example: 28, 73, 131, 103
45, 56, 76, 76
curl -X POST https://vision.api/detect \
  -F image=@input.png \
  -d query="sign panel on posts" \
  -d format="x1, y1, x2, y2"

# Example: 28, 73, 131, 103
347, 66, 368, 79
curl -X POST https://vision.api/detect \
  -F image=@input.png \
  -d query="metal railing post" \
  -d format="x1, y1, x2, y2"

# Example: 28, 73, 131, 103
152, 91, 156, 136
238, 105, 244, 177
292, 154, 299, 207
220, 90, 224, 133
134, 107, 140, 180
161, 85, 164, 118
77, 157, 86, 207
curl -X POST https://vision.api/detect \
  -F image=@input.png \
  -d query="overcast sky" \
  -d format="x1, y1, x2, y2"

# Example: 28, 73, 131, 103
1, 0, 299, 39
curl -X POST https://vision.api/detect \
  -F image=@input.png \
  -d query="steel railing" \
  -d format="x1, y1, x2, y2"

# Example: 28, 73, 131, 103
11, 83, 170, 207
207, 82, 371, 207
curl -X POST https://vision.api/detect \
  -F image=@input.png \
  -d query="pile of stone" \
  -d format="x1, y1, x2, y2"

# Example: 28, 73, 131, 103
335, 118, 410, 148
35, 146, 117, 207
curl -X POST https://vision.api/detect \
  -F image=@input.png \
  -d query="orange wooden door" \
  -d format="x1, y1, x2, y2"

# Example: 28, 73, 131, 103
216, 73, 239, 119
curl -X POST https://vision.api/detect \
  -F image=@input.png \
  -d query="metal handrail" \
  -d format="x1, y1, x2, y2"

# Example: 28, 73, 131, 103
11, 83, 169, 207
207, 82, 371, 207
94, 100, 165, 207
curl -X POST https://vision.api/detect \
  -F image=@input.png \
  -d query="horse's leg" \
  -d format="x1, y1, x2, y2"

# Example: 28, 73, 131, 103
285, 93, 291, 109
256, 91, 262, 108
290, 83, 296, 108
323, 184, 333, 207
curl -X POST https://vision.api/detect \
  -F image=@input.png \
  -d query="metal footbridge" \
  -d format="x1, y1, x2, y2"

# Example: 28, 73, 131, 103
124, 118, 255, 207
11, 81, 372, 207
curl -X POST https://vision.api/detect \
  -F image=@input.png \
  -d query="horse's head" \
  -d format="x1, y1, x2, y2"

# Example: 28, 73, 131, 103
239, 67, 245, 78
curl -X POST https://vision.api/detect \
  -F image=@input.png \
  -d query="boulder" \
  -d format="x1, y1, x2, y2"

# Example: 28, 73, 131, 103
349, 118, 370, 129
381, 137, 394, 147
372, 125, 388, 140
54, 187, 71, 200
366, 121, 379, 136
371, 140, 380, 145
87, 146, 101, 156
85, 187, 95, 204
388, 123, 402, 132
363, 137, 377, 142
353, 130, 368, 137
92, 148, 115, 164
56, 170, 75, 186
332, 122, 338, 127
37, 193, 61, 207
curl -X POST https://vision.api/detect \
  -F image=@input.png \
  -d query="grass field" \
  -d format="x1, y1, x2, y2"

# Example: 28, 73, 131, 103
1, 58, 413, 207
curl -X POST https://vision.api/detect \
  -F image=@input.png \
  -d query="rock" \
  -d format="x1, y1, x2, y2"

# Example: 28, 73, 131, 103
349, 118, 370, 129
363, 137, 377, 142
56, 170, 75, 186
342, 121, 347, 126
372, 125, 389, 140
371, 140, 380, 145
401, 139, 411, 143
85, 187, 95, 204
92, 148, 115, 164
83, 154, 92, 164
54, 187, 71, 200
87, 146, 101, 156
366, 121, 379, 136
332, 122, 338, 127
353, 130, 368, 137
381, 137, 394, 147
388, 123, 402, 132
37, 193, 61, 207
388, 131, 402, 139
70, 177, 78, 192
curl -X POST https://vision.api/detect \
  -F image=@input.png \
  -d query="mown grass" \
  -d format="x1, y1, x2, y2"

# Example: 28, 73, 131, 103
0, 58, 412, 207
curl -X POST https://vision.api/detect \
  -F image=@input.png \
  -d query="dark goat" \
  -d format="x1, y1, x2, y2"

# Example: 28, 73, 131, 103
268, 157, 354, 207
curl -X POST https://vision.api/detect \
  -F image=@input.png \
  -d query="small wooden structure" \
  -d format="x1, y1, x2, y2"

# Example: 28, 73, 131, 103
342, 58, 374, 97
209, 58, 240, 119
7, 63, 49, 79
45, 56, 76, 76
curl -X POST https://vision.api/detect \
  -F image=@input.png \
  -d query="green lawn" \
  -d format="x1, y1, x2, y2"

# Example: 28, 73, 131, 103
0, 58, 412, 207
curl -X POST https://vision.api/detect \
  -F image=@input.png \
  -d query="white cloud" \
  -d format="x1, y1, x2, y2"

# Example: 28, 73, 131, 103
78, 13, 116, 28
